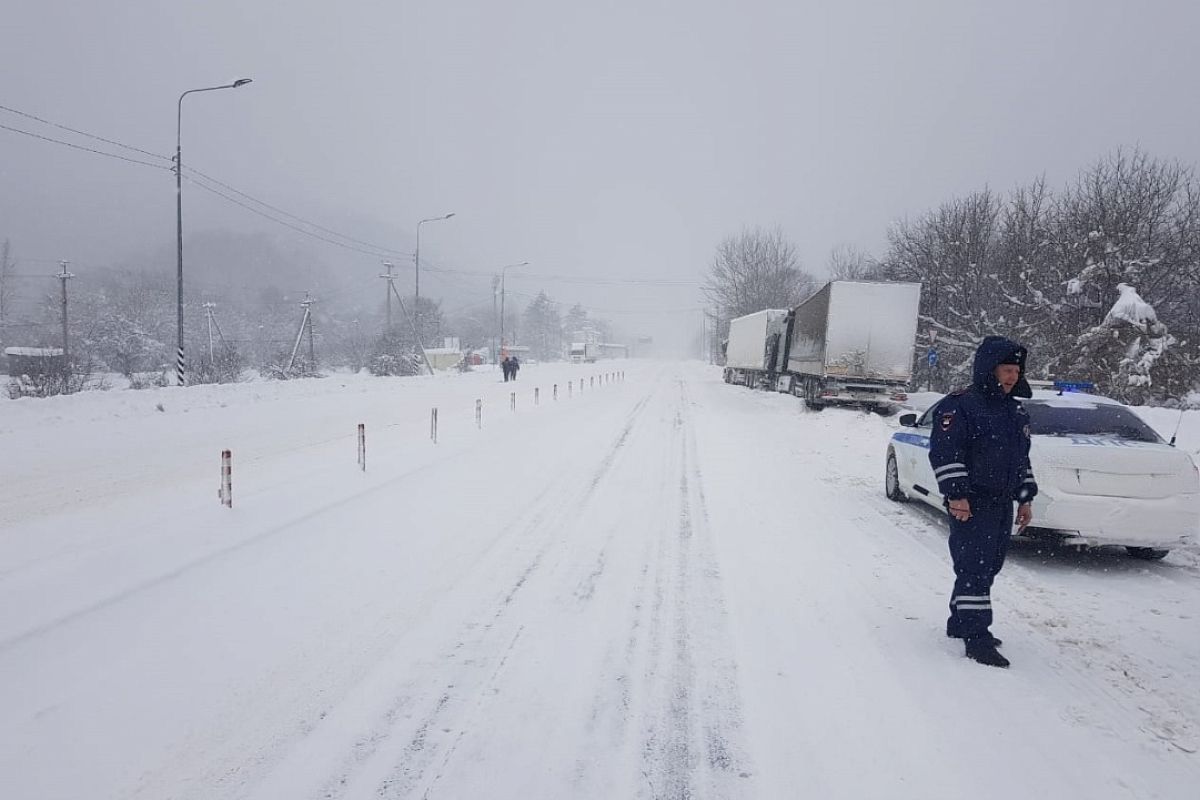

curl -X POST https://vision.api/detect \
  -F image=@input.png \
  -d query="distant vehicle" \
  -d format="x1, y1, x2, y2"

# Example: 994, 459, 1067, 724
569, 342, 597, 363
722, 281, 922, 414
886, 388, 1200, 559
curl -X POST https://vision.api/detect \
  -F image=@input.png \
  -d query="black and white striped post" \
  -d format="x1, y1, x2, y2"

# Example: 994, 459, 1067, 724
553, 383, 558, 401
357, 423, 366, 471
510, 391, 517, 411
534, 387, 540, 406
475, 398, 482, 429
569, 380, 574, 397
218, 449, 232, 507
430, 407, 439, 443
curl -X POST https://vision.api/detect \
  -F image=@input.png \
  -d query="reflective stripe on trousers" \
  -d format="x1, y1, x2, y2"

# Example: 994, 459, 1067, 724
946, 496, 1013, 640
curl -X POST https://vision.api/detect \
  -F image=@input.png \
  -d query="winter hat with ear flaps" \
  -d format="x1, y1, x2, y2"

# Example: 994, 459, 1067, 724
972, 335, 1032, 398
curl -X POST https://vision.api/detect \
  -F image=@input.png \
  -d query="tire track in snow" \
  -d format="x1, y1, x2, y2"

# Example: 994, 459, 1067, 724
608, 377, 751, 799
292, 392, 656, 799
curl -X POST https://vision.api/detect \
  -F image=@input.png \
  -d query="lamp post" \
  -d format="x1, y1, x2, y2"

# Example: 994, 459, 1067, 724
414, 212, 455, 346
175, 78, 252, 386
498, 261, 529, 359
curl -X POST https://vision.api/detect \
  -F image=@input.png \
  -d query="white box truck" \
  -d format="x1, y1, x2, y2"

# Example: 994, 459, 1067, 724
722, 309, 790, 388
722, 281, 922, 414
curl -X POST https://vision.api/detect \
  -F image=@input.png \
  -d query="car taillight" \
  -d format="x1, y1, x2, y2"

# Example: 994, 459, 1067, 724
891, 391, 908, 402
821, 390, 837, 397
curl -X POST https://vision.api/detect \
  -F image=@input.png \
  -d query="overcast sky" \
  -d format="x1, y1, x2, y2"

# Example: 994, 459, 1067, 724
3, 0, 1199, 352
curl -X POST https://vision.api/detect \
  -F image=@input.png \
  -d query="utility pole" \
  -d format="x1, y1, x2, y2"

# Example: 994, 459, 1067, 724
414, 213, 455, 347
492, 274, 500, 364
203, 302, 217, 365
58, 260, 74, 390
0, 238, 11, 324
287, 293, 316, 373
387, 281, 435, 376
380, 261, 395, 330
305, 295, 316, 368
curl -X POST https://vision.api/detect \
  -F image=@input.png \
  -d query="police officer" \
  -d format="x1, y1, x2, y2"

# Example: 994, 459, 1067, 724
929, 335, 1038, 668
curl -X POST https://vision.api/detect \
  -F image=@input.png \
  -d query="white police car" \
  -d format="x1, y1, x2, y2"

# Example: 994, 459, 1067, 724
885, 387, 1200, 558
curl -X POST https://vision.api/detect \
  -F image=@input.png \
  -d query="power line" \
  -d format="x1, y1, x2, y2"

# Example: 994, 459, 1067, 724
184, 166, 413, 259
1, 102, 699, 289
0, 100, 414, 260
0, 102, 172, 162
0, 122, 169, 170
516, 271, 698, 286
184, 175, 403, 260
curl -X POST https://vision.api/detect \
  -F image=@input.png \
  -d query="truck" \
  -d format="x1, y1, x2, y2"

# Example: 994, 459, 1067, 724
569, 342, 598, 363
722, 280, 922, 414
721, 309, 790, 388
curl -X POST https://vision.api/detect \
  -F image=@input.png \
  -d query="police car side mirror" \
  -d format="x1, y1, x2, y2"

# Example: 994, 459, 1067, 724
899, 413, 918, 427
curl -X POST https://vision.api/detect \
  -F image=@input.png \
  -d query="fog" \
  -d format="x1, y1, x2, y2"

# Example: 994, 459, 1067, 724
3, 0, 1199, 357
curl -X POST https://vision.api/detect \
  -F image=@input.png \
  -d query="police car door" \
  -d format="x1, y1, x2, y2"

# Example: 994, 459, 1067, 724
907, 403, 943, 503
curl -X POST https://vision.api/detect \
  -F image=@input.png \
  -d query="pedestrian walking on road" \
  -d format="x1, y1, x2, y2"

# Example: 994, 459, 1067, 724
509, 356, 520, 381
929, 335, 1038, 668
501, 356, 512, 382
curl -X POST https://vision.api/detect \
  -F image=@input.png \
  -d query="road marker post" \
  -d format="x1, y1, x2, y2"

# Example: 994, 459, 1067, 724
357, 423, 366, 471
218, 450, 233, 507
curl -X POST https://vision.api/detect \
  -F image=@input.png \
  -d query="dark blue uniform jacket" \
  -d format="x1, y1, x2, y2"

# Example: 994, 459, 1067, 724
928, 336, 1039, 503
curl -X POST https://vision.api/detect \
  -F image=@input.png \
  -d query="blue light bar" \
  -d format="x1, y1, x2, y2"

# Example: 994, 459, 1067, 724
1053, 380, 1095, 393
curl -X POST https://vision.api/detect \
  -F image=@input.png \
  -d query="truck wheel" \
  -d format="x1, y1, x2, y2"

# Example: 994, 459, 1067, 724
885, 451, 908, 502
803, 380, 824, 411
1126, 546, 1169, 560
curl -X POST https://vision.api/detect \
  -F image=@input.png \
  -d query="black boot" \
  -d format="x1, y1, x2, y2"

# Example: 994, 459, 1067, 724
965, 637, 1010, 668
946, 625, 1002, 647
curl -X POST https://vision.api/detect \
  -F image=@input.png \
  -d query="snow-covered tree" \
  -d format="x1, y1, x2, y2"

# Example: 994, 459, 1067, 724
703, 226, 816, 335
523, 291, 562, 361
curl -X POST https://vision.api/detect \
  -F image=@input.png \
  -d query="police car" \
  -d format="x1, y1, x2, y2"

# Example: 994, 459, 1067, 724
885, 385, 1200, 558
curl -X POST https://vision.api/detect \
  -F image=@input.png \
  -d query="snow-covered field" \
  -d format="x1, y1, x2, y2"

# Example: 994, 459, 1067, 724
2, 361, 1198, 799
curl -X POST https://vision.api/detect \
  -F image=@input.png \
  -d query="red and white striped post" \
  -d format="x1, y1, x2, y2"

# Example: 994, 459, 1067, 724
475, 398, 482, 429
357, 423, 366, 471
431, 407, 439, 443
218, 449, 232, 507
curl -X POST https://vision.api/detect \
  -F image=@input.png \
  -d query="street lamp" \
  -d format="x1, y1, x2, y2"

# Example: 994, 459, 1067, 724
498, 261, 529, 360
175, 78, 252, 386
414, 212, 455, 346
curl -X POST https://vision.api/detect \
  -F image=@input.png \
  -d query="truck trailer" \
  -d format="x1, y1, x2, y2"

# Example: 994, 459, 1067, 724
721, 309, 790, 388
722, 280, 922, 414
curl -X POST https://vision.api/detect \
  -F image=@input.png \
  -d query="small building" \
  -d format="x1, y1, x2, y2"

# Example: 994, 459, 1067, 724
3, 347, 65, 377
424, 347, 464, 371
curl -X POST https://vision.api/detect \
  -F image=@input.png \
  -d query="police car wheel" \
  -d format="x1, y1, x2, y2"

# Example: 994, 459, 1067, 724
1125, 546, 1169, 560
885, 452, 908, 502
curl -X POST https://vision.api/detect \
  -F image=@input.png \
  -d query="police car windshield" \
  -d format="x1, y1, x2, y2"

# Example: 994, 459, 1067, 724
1023, 400, 1163, 443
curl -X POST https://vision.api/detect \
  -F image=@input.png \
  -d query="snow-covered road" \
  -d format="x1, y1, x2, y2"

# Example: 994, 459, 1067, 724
2, 361, 1197, 799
